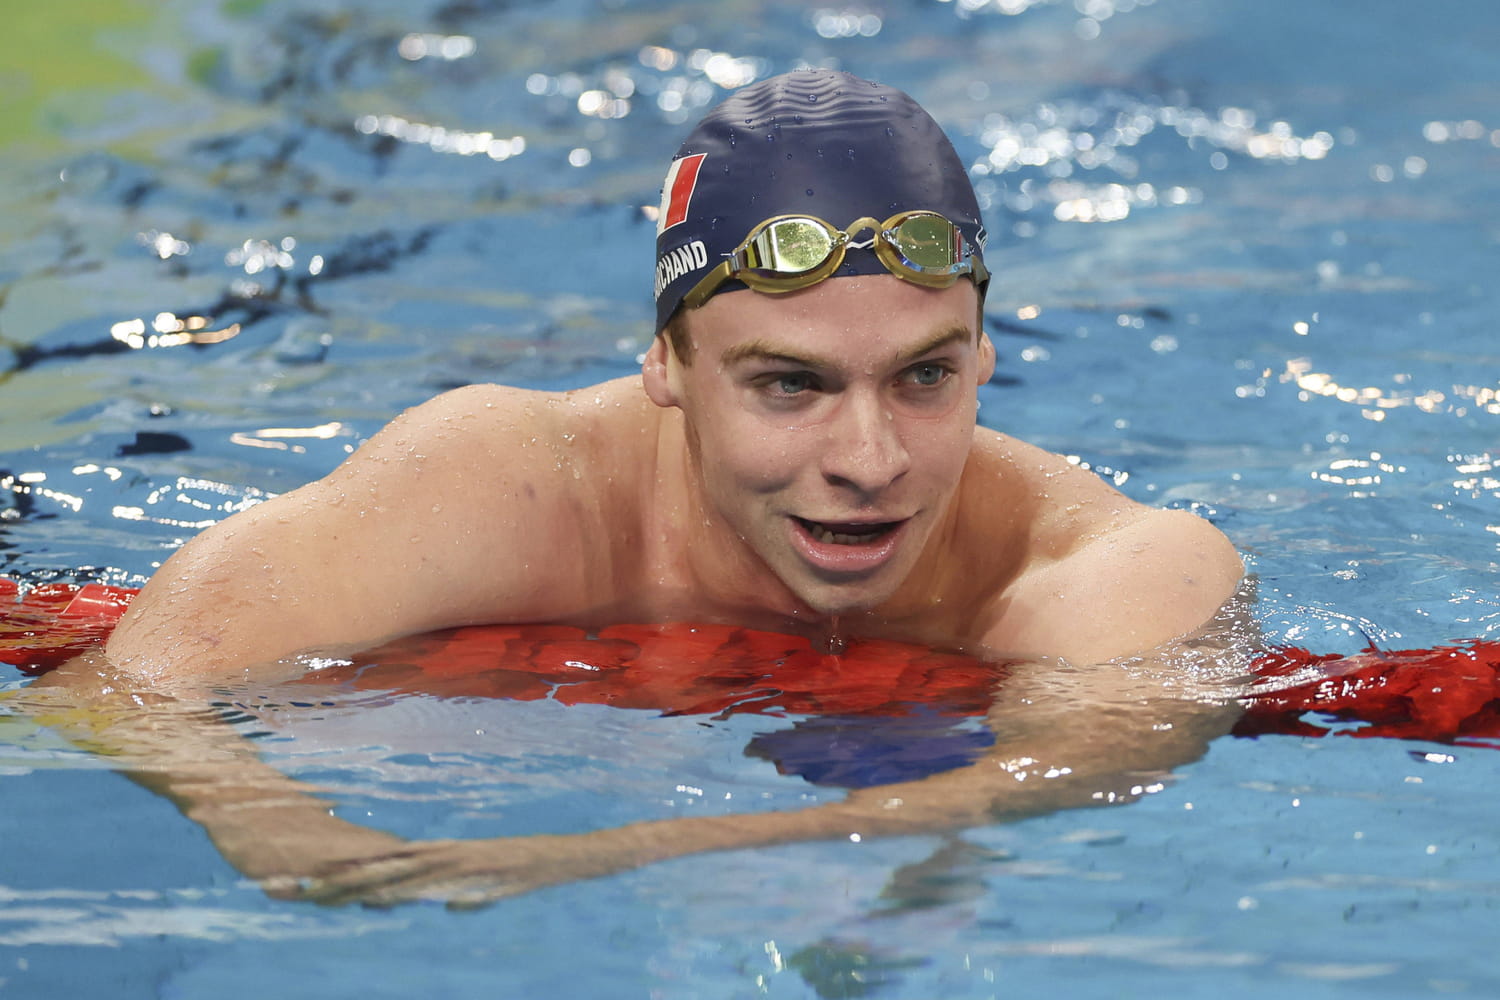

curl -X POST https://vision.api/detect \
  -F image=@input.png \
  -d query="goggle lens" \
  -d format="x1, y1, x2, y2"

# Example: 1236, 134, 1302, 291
887, 214, 962, 273
742, 218, 838, 276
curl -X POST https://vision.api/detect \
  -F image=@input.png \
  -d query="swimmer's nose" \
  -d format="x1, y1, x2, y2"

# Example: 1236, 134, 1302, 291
820, 390, 910, 495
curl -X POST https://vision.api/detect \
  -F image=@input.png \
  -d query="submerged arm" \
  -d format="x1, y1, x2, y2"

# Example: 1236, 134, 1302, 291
297, 626, 1251, 906
20, 593, 1253, 908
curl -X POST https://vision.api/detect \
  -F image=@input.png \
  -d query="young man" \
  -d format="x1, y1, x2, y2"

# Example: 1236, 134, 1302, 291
29, 72, 1246, 905
99, 69, 1241, 686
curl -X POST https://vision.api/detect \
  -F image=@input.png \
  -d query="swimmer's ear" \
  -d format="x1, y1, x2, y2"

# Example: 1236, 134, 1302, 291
976, 330, 996, 386
642, 336, 681, 408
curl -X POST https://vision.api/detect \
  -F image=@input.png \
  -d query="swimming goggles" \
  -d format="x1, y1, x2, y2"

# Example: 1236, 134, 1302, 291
680, 211, 988, 310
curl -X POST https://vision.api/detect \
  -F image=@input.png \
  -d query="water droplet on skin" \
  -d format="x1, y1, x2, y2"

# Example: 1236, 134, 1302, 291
806, 188, 814, 196
819, 615, 847, 655
808, 94, 818, 103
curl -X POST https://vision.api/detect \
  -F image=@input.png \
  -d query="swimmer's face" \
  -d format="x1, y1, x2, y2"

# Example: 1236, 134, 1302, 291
644, 274, 994, 617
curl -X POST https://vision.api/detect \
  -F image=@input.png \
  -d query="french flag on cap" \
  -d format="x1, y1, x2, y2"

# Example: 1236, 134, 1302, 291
656, 153, 706, 236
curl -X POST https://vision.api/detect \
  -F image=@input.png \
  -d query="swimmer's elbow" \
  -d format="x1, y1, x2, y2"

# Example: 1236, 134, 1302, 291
100, 498, 334, 685
1180, 511, 1244, 602
1152, 510, 1245, 645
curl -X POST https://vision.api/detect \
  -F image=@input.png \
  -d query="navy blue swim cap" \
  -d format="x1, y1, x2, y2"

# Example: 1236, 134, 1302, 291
652, 70, 987, 333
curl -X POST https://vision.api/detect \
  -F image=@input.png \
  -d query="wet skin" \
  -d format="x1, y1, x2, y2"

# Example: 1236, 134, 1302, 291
643, 275, 994, 619
95, 272, 1239, 681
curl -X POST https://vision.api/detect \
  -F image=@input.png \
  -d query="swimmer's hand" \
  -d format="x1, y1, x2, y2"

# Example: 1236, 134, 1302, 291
288, 805, 905, 909
289, 835, 624, 909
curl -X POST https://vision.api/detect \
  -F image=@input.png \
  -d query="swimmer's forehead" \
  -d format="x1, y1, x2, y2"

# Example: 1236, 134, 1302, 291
718, 325, 974, 371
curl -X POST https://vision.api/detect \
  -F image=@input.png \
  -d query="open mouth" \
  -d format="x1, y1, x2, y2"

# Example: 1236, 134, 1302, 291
794, 517, 902, 546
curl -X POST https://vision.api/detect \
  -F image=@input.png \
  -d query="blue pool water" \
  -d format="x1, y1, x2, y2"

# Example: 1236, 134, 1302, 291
2, 0, 1499, 996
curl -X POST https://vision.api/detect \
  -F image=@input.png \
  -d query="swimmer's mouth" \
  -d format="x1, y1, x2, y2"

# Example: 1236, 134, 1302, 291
795, 517, 902, 545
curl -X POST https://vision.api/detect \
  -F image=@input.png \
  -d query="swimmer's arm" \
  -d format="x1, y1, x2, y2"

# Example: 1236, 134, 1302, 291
17, 620, 1245, 908
33, 585, 1250, 908
310, 698, 1244, 908
297, 615, 1254, 906
105, 384, 603, 685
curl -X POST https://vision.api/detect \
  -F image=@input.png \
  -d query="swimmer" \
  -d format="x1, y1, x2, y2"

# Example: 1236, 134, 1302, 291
26, 71, 1248, 905
93, 69, 1240, 684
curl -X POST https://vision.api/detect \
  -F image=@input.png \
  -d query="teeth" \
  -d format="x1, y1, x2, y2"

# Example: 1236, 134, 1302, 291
808, 522, 886, 545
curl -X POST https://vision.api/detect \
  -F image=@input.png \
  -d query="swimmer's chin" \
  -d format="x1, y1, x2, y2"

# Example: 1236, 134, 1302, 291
772, 583, 904, 624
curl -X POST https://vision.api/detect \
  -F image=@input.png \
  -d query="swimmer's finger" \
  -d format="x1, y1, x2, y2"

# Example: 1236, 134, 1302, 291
293, 841, 540, 908
441, 879, 536, 911
291, 841, 476, 907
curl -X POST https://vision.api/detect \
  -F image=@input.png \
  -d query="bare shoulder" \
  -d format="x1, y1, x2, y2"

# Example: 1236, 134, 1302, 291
970, 429, 1243, 662
964, 429, 1159, 558
347, 376, 654, 476
317, 374, 660, 608
106, 377, 661, 682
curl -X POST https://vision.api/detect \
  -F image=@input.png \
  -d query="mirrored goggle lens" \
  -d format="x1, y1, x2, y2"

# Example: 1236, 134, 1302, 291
885, 215, 966, 273
741, 218, 839, 275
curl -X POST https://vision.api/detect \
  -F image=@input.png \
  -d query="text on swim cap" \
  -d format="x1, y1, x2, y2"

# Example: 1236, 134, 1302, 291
654, 240, 708, 300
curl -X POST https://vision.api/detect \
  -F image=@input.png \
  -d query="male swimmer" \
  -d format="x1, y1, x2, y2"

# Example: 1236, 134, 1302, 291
90, 69, 1241, 685
19, 70, 1251, 905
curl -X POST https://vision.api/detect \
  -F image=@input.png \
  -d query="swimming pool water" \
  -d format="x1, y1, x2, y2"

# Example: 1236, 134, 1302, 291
2, 0, 1499, 996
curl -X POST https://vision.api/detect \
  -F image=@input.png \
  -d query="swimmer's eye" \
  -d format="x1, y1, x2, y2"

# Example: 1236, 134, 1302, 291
902, 362, 954, 388
761, 371, 819, 397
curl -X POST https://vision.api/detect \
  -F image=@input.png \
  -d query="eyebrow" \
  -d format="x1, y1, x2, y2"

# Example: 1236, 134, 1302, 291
895, 325, 973, 365
720, 325, 974, 370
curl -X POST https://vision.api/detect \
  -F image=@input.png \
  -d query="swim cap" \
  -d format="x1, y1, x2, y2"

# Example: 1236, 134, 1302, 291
652, 70, 987, 332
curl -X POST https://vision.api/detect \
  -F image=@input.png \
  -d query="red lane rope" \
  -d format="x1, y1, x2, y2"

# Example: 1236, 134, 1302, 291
5, 581, 1499, 745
